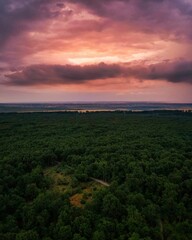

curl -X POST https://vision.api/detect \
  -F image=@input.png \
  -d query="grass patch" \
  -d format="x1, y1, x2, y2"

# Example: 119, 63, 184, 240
44, 165, 105, 208
44, 165, 72, 193
70, 182, 103, 208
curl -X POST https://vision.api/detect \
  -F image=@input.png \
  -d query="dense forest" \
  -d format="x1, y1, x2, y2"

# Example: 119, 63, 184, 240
0, 111, 192, 240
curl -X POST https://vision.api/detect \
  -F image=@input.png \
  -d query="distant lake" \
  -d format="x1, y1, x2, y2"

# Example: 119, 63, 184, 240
0, 102, 192, 113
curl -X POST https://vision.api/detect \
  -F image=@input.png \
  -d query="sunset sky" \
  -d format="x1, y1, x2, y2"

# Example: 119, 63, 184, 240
0, 0, 192, 103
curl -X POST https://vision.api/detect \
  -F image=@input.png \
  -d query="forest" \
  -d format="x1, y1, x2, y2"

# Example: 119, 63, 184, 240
0, 111, 192, 240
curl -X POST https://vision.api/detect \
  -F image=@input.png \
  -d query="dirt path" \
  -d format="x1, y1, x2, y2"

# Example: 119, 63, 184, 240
90, 177, 110, 187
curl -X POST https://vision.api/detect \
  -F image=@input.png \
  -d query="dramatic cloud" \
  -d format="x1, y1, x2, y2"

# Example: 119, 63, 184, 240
70, 0, 192, 41
4, 63, 122, 86
1, 0, 192, 47
3, 60, 192, 86
0, 0, 71, 46
0, 0, 192, 102
144, 60, 192, 83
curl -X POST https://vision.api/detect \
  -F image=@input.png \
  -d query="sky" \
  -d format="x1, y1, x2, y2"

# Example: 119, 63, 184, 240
0, 0, 192, 103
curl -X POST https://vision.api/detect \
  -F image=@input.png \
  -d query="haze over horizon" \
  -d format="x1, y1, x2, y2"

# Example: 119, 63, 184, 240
0, 0, 192, 103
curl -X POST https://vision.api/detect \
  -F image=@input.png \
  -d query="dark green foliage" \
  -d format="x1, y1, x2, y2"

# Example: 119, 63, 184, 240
0, 112, 192, 239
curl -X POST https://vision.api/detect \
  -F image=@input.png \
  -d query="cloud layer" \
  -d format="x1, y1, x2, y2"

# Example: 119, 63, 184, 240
1, 0, 192, 47
0, 0, 192, 102
71, 0, 192, 40
0, 0, 69, 46
4, 60, 192, 86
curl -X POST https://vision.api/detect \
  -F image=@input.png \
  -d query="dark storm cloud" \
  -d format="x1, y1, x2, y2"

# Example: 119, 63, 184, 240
70, 0, 192, 40
71, 0, 192, 18
3, 60, 192, 86
145, 60, 192, 83
1, 0, 192, 46
0, 0, 66, 46
4, 63, 122, 86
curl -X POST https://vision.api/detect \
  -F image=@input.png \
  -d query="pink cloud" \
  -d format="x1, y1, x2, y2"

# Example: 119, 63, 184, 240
3, 60, 192, 86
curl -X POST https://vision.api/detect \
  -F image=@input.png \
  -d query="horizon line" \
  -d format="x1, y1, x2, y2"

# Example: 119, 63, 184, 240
0, 101, 192, 105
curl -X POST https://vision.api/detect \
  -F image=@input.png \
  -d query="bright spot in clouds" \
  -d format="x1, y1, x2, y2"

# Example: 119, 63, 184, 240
0, 0, 192, 102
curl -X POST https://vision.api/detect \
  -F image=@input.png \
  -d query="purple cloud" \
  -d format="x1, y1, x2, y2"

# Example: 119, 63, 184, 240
0, 0, 70, 46
70, 0, 192, 41
3, 60, 192, 86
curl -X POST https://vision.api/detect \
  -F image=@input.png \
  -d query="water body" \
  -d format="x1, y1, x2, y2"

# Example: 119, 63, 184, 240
0, 102, 192, 113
